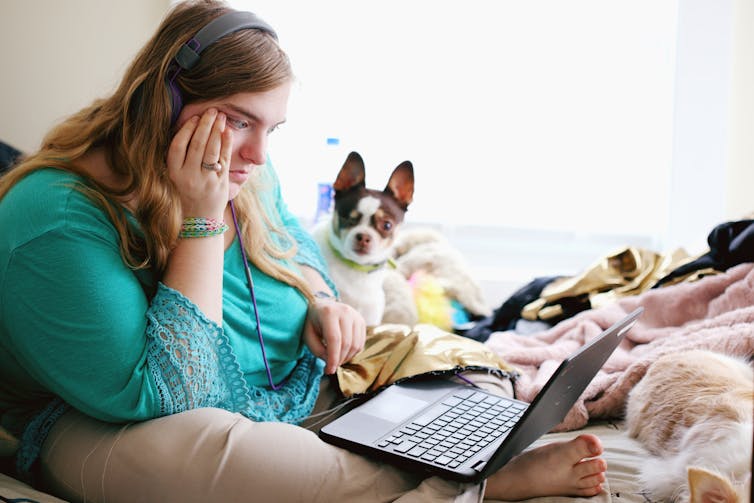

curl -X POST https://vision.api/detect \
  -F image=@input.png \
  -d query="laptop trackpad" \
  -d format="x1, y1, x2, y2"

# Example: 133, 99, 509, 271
358, 390, 430, 424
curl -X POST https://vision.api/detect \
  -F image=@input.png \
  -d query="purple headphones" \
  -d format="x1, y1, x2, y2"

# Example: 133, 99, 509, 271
166, 10, 278, 124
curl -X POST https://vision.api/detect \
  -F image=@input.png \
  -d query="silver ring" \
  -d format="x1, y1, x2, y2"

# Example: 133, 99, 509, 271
200, 161, 221, 172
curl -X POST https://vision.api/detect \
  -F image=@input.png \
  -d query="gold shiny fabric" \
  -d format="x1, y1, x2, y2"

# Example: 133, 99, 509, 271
522, 246, 705, 322
336, 324, 516, 397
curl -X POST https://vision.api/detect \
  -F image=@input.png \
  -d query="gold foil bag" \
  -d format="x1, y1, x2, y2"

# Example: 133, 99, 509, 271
337, 323, 516, 397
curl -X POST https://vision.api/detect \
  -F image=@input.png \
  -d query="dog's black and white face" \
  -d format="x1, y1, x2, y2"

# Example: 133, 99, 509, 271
328, 152, 414, 265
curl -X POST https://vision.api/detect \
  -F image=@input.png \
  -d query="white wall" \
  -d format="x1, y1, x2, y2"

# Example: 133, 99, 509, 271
0, 0, 169, 153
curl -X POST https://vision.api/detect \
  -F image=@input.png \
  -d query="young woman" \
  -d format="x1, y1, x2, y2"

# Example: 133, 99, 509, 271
0, 1, 607, 501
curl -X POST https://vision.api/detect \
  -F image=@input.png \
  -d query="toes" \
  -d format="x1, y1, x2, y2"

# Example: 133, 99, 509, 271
578, 467, 607, 488
574, 457, 607, 480
574, 433, 603, 457
560, 434, 603, 463
573, 484, 605, 497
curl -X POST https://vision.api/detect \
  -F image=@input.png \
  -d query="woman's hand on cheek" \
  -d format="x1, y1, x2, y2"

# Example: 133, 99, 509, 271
167, 108, 234, 219
302, 299, 367, 375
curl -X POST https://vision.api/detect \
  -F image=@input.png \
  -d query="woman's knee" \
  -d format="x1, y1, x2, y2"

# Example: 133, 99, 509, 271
124, 407, 306, 464
100, 409, 325, 502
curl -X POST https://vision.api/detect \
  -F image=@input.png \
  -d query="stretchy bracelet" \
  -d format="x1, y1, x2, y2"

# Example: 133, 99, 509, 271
179, 217, 229, 238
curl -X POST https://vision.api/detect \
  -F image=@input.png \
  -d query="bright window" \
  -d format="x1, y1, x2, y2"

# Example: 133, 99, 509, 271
229, 0, 679, 240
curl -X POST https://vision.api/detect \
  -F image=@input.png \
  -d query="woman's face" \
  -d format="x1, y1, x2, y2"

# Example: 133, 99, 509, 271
175, 82, 291, 200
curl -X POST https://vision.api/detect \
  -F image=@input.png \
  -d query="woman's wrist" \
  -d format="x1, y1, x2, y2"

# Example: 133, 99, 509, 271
179, 217, 228, 238
314, 290, 338, 301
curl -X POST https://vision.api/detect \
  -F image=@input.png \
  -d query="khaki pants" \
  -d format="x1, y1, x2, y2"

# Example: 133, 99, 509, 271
39, 373, 512, 503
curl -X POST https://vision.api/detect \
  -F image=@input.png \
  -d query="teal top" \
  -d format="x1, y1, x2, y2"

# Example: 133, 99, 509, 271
0, 163, 333, 474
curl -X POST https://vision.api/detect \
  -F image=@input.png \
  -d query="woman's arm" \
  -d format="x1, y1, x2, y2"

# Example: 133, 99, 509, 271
3, 181, 246, 422
299, 264, 335, 297
162, 110, 233, 323
298, 265, 366, 375
262, 161, 366, 373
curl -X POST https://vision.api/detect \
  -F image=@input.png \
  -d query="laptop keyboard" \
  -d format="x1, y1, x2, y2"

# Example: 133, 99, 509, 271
376, 388, 527, 469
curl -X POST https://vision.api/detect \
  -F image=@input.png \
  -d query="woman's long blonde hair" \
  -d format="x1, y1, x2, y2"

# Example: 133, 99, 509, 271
0, 0, 312, 300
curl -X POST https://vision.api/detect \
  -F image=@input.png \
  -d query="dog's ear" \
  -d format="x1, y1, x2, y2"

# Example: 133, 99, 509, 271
385, 161, 414, 209
333, 152, 366, 193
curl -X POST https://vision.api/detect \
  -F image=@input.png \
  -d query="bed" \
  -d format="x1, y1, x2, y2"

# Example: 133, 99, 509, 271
0, 421, 651, 503
2, 235, 752, 502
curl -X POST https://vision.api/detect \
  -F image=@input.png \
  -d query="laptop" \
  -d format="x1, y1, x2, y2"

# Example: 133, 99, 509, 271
319, 307, 643, 483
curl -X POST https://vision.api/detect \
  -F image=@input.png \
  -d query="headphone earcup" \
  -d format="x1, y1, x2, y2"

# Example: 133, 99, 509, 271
167, 75, 183, 125
165, 10, 277, 125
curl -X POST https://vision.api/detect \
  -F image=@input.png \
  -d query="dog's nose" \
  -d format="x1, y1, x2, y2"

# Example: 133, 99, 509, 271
356, 233, 371, 245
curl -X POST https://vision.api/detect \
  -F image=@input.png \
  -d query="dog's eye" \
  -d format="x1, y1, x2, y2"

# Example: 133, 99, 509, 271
382, 221, 393, 231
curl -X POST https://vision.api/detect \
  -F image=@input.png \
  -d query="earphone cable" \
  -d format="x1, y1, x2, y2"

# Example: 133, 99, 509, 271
229, 199, 285, 390
302, 397, 360, 430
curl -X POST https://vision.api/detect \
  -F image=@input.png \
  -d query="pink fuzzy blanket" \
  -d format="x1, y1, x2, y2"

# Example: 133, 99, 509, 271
484, 262, 754, 431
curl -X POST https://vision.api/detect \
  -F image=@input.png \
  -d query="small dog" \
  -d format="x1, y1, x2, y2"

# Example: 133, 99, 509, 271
314, 151, 414, 326
625, 350, 753, 503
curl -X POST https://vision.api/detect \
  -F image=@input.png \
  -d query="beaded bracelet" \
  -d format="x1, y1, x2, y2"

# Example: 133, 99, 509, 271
179, 217, 229, 238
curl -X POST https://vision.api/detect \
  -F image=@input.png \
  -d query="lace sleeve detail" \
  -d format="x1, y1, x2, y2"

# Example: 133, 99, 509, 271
245, 348, 325, 424
15, 287, 323, 479
145, 283, 251, 415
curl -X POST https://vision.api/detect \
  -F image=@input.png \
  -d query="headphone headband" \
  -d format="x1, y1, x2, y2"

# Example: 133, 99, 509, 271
174, 11, 278, 71
168, 10, 278, 124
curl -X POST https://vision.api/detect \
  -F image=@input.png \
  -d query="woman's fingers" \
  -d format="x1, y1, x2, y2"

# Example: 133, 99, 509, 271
166, 108, 232, 217
335, 304, 364, 363
347, 317, 366, 361
332, 306, 365, 369
185, 108, 218, 169
303, 302, 367, 374
168, 109, 225, 175
339, 317, 353, 365
202, 112, 226, 172
218, 126, 234, 174
167, 115, 199, 176
323, 313, 343, 375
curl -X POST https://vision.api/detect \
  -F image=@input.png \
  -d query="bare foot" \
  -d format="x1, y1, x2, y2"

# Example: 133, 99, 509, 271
484, 434, 607, 501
